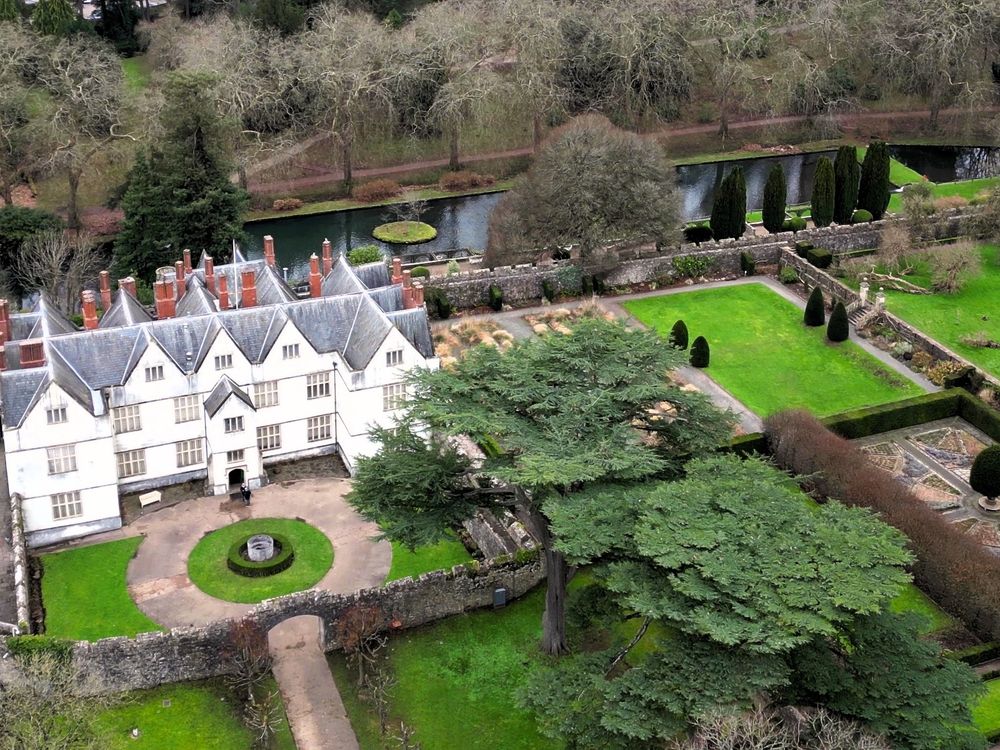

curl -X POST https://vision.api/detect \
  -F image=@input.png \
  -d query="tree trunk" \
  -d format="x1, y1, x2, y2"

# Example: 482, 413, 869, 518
238, 164, 248, 191
718, 91, 729, 140
1, 179, 12, 207
529, 508, 569, 655
341, 130, 353, 191
449, 125, 460, 171
532, 113, 543, 152
66, 168, 81, 231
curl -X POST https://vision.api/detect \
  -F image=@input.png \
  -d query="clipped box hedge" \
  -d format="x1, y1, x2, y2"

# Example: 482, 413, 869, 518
227, 533, 295, 578
806, 247, 833, 269
948, 641, 1000, 666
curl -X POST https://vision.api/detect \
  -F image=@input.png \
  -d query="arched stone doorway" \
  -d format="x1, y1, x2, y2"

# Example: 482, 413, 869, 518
228, 467, 245, 490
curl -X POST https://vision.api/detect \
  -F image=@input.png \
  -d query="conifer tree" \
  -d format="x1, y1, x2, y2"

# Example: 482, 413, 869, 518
827, 301, 849, 342
811, 157, 835, 228
0, 0, 21, 22
710, 167, 747, 241
690, 336, 710, 367
31, 0, 73, 35
833, 146, 860, 224
762, 164, 786, 234
804, 286, 825, 327
669, 319, 688, 350
858, 141, 891, 220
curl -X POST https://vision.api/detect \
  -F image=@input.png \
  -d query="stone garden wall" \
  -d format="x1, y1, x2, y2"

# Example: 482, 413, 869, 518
63, 556, 544, 694
6, 493, 29, 631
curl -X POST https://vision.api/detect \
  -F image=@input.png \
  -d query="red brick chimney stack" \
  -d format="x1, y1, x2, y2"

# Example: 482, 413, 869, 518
412, 282, 425, 308
241, 269, 257, 308
119, 277, 137, 298
0, 299, 10, 346
309, 254, 322, 298
218, 274, 229, 310
183, 249, 192, 274
322, 240, 333, 275
264, 236, 276, 267
401, 269, 413, 308
153, 280, 176, 319
391, 257, 403, 285
174, 261, 186, 300
19, 340, 44, 369
81, 291, 99, 330
204, 256, 216, 295
99, 271, 112, 311
0, 347, 6, 372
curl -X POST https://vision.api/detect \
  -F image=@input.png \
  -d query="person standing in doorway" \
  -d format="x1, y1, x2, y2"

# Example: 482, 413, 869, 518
240, 483, 251, 506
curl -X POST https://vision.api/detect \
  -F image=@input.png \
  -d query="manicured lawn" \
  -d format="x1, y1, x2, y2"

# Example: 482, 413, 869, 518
41, 537, 162, 641
331, 587, 558, 750
890, 583, 954, 634
887, 177, 1000, 212
624, 283, 923, 417
96, 678, 296, 750
188, 518, 333, 603
386, 537, 474, 583
120, 56, 151, 94
884, 245, 1000, 379
973, 679, 1000, 737
858, 145, 924, 186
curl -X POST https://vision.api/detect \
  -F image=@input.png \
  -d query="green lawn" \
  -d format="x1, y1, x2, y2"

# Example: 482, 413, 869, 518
330, 587, 559, 750
890, 583, 954, 634
96, 678, 296, 750
624, 283, 924, 417
120, 56, 152, 94
187, 518, 333, 603
858, 145, 924, 186
386, 537, 474, 583
887, 177, 1000, 212
973, 679, 1000, 737
883, 245, 1000, 379
41, 537, 162, 641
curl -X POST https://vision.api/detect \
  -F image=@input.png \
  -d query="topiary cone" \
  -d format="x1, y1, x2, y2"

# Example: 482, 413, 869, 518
827, 301, 849, 342
670, 319, 689, 350
804, 286, 825, 327
971, 445, 1000, 501
690, 336, 710, 367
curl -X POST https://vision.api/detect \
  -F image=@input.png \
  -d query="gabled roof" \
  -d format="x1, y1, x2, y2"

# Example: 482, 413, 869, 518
100, 289, 154, 328
256, 265, 298, 306
219, 306, 282, 363
9, 296, 76, 341
148, 316, 216, 374
366, 285, 404, 313
285, 295, 358, 362
343, 294, 392, 369
0, 368, 48, 429
176, 284, 218, 318
353, 261, 391, 289
386, 308, 435, 358
47, 327, 145, 389
48, 344, 97, 414
321, 257, 366, 297
204, 375, 254, 417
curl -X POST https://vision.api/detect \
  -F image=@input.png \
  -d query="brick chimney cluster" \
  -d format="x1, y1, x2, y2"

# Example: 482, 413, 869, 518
81, 291, 98, 330
322, 239, 333, 275
0, 299, 10, 346
19, 340, 44, 369
153, 280, 176, 319
309, 254, 322, 298
241, 269, 257, 308
218, 274, 229, 310
264, 236, 276, 268
99, 271, 112, 311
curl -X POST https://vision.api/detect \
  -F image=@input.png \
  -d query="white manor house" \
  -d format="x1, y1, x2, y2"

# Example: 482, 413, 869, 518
0, 238, 438, 547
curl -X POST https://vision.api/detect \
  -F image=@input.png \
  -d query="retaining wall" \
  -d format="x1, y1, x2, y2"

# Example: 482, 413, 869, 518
6, 493, 29, 631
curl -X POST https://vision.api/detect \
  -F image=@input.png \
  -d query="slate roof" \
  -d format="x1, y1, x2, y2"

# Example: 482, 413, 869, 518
176, 284, 218, 318
100, 290, 154, 328
386, 308, 435, 358
0, 368, 47, 429
353, 261, 391, 289
205, 375, 255, 417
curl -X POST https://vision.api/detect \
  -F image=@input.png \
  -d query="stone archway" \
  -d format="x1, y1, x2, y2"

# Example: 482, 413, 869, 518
228, 467, 245, 489
268, 615, 359, 750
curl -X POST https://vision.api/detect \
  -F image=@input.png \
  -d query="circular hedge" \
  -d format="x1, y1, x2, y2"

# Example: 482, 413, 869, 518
226, 533, 295, 578
372, 221, 437, 244
188, 518, 333, 603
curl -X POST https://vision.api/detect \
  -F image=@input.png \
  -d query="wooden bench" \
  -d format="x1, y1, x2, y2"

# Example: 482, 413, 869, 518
138, 490, 162, 509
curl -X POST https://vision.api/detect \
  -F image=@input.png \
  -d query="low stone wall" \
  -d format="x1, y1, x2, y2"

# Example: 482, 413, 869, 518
62, 555, 544, 694
778, 249, 861, 308
6, 493, 29, 631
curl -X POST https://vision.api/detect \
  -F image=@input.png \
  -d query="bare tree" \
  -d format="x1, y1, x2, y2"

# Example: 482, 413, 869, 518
244, 686, 284, 748
0, 651, 119, 750
335, 603, 389, 684
929, 240, 979, 293
224, 620, 273, 700
13, 230, 102, 315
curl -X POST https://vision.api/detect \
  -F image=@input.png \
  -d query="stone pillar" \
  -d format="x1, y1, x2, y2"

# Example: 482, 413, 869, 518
875, 287, 886, 312
859, 277, 869, 307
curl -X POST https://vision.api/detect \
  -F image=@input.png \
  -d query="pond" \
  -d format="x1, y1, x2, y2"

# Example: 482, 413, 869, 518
888, 145, 1000, 183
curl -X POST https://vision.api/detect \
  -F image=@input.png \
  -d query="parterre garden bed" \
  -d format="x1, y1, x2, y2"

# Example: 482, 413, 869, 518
624, 283, 923, 417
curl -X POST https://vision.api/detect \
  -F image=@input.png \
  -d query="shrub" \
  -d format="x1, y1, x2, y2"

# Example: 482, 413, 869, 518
739, 251, 756, 276
446, 259, 460, 276
783, 217, 807, 233
488, 284, 504, 311
542, 279, 556, 302
271, 198, 303, 211
425, 287, 452, 319
858, 141, 891, 219
347, 245, 384, 266
762, 163, 787, 234
710, 166, 747, 241
670, 319, 689, 349
821, 390, 963, 439
591, 275, 605, 295
827, 301, 849, 342
439, 171, 495, 191
970, 445, 1000, 500
226, 534, 295, 578
949, 641, 1000, 666
410, 266, 430, 279
934, 195, 969, 212
833, 145, 860, 224
851, 209, 873, 224
778, 266, 799, 284
810, 156, 835, 227
794, 240, 814, 257
5, 635, 74, 661
352, 179, 403, 202
673, 254, 712, 279
765, 408, 1000, 643
806, 247, 832, 269
804, 286, 825, 327
683, 223, 714, 244
690, 336, 710, 367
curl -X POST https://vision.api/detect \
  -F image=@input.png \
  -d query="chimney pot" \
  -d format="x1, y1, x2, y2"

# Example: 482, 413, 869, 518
413, 282, 425, 308
99, 271, 112, 311
19, 340, 45, 369
309, 254, 322, 298
119, 277, 137, 298
241, 269, 257, 308
218, 274, 229, 310
183, 248, 192, 273
322, 239, 333, 275
0, 299, 10, 346
204, 256, 216, 294
391, 257, 403, 285
81, 291, 99, 330
264, 235, 276, 267
174, 261, 185, 299
401, 269, 412, 289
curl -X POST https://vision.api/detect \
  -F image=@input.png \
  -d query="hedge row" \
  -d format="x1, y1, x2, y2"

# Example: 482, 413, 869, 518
227, 534, 295, 578
948, 641, 1000, 666
765, 409, 1000, 643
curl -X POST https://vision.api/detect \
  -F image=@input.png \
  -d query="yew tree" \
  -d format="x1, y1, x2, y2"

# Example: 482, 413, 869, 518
348, 318, 732, 655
